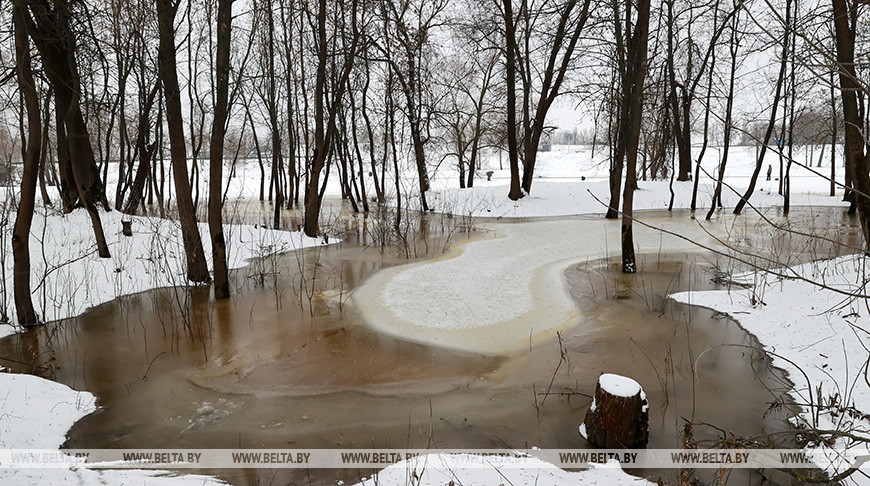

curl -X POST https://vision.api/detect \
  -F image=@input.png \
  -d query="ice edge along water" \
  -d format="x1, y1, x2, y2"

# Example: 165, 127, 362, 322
670, 254, 870, 485
352, 212, 777, 354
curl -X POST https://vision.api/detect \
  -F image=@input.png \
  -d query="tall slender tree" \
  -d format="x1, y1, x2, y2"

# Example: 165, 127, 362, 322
11, 0, 41, 326
22, 0, 111, 258
303, 0, 362, 236
156, 0, 211, 282
733, 0, 791, 215
208, 0, 233, 298
620, 0, 652, 273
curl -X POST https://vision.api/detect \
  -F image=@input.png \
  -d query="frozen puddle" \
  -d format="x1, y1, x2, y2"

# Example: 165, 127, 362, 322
352, 214, 729, 354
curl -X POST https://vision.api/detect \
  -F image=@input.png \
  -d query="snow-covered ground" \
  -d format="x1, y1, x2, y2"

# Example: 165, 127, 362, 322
0, 207, 327, 332
426, 144, 845, 218
671, 256, 870, 485
213, 143, 846, 220
351, 454, 655, 486
429, 178, 842, 219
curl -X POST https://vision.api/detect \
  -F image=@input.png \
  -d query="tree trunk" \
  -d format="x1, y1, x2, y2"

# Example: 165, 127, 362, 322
11, 0, 41, 326
124, 83, 159, 214
54, 100, 78, 211
832, 0, 870, 250
24, 1, 111, 258
208, 0, 232, 298
37, 89, 53, 207
503, 0, 523, 201
303, 0, 329, 237
831, 69, 838, 198
156, 0, 210, 282
620, 0, 650, 274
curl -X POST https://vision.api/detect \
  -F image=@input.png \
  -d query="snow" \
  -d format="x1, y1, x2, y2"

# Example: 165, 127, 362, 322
352, 454, 656, 486
598, 373, 643, 398
0, 372, 223, 484
0, 206, 328, 330
0, 373, 96, 449
353, 214, 754, 354
426, 144, 847, 219
430, 179, 842, 220
670, 255, 870, 484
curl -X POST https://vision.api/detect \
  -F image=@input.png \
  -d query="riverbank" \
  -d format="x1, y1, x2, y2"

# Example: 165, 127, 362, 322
671, 254, 870, 484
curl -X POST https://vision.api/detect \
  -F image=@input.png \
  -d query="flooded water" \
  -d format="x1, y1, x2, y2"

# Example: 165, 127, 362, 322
0, 203, 861, 485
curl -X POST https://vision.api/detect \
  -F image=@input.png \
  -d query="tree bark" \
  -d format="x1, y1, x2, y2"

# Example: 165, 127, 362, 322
24, 0, 111, 258
620, 0, 651, 274
156, 0, 210, 282
605, 0, 627, 220
11, 0, 41, 326
208, 0, 233, 298
303, 0, 330, 237
503, 0, 523, 201
832, 0, 870, 250
582, 375, 649, 448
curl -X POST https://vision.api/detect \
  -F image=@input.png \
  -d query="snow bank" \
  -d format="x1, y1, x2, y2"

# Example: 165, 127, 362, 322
670, 255, 870, 484
353, 215, 734, 354
0, 373, 96, 449
352, 454, 655, 486
0, 207, 328, 331
0, 371, 223, 484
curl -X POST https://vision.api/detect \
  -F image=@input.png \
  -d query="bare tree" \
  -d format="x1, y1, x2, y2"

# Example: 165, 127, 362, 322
22, 0, 111, 258
499, 0, 592, 199
830, 0, 870, 249
706, 3, 740, 220
303, 0, 363, 236
156, 0, 210, 282
208, 0, 232, 298
11, 0, 40, 325
732, 0, 791, 215
619, 0, 652, 273
372, 0, 447, 211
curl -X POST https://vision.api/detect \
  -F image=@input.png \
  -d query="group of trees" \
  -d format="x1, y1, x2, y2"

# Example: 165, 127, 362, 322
598, 0, 870, 271
2, 0, 870, 322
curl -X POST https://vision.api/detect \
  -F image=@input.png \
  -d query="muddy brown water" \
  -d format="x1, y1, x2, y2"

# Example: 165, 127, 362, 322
0, 205, 861, 485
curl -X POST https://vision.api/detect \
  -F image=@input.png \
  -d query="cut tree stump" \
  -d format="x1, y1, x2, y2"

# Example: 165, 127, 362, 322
580, 373, 649, 448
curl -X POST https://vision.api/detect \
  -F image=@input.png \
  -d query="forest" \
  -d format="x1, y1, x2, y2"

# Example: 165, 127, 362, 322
1, 0, 870, 484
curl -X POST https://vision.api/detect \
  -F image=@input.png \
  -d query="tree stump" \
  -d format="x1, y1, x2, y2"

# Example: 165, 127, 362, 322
121, 220, 133, 237
580, 373, 649, 447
